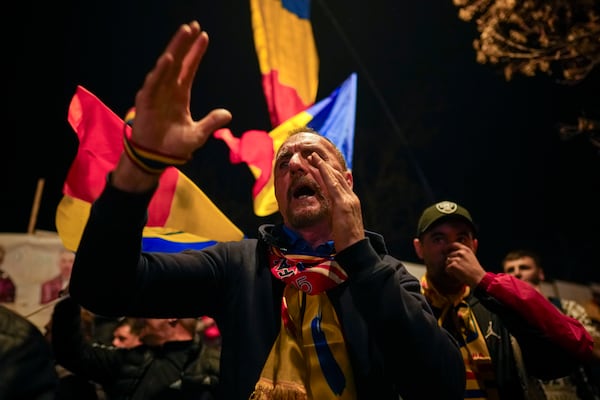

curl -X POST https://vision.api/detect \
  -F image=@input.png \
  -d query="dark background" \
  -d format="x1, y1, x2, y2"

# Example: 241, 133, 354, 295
4, 1, 600, 284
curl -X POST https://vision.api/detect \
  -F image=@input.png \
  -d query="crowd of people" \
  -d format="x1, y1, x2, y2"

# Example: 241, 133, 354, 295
1, 19, 599, 400
50, 295, 221, 400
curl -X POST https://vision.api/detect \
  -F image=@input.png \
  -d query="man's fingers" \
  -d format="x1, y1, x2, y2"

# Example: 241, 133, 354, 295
188, 109, 232, 151
138, 52, 173, 105
308, 152, 349, 195
167, 22, 202, 69
197, 109, 233, 135
140, 22, 200, 102
180, 31, 209, 90
158, 22, 203, 91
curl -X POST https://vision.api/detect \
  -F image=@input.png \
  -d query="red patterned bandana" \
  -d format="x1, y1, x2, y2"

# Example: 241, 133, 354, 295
268, 246, 348, 294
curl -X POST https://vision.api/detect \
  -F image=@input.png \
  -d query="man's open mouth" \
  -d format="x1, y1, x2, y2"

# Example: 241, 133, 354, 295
293, 184, 316, 199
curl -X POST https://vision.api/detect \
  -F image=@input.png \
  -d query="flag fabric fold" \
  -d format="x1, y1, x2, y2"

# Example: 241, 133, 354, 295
215, 73, 357, 217
212, 0, 332, 217
251, 0, 319, 127
56, 85, 244, 253
214, 0, 356, 217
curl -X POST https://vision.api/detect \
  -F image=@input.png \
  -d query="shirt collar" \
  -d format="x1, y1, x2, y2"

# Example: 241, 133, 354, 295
281, 225, 335, 256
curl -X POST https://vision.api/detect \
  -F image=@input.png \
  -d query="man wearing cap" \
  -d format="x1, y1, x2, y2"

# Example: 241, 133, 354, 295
413, 200, 595, 400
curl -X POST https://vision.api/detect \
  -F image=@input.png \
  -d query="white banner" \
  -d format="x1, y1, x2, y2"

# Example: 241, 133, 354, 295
0, 231, 65, 330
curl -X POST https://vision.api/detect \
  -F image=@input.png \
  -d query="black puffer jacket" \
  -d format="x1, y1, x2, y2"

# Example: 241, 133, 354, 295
0, 304, 58, 399
51, 296, 217, 400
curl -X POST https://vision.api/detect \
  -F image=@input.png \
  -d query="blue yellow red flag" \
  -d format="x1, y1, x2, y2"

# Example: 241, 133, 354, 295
215, 73, 357, 216
250, 0, 319, 127
56, 86, 244, 252
212, 0, 324, 217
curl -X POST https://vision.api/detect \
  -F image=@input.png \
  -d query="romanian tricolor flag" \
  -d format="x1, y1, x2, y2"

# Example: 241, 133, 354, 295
215, 73, 357, 217
251, 0, 319, 127
56, 86, 244, 253
212, 0, 326, 217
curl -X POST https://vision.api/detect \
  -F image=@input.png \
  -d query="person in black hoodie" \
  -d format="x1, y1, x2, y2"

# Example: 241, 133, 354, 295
68, 20, 465, 400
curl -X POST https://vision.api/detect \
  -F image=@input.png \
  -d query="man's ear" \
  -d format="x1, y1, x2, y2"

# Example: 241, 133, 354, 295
472, 238, 479, 253
413, 238, 423, 259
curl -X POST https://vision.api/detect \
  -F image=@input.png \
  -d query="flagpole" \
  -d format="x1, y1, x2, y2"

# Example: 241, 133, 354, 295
28, 178, 45, 234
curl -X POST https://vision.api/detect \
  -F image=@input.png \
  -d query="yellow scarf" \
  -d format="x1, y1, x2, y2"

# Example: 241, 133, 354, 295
250, 249, 357, 400
421, 276, 499, 400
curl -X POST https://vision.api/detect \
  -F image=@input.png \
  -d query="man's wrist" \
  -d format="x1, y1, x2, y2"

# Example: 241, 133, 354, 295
111, 154, 161, 193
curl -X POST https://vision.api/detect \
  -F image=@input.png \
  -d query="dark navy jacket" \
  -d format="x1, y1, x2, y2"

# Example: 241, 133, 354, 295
70, 182, 465, 399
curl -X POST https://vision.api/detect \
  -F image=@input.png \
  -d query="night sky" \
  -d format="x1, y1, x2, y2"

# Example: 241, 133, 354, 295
5, 1, 600, 284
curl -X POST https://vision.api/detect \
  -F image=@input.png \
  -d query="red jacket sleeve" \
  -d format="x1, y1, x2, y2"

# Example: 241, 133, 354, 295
477, 272, 593, 362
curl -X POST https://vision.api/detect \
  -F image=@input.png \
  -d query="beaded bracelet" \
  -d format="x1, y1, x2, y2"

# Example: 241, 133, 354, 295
122, 132, 188, 175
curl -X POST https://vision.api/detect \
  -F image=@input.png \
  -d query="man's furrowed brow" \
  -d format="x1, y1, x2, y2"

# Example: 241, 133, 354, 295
275, 148, 292, 163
